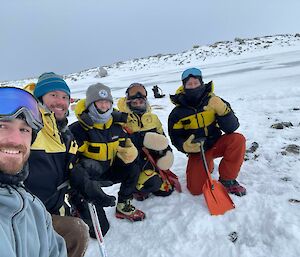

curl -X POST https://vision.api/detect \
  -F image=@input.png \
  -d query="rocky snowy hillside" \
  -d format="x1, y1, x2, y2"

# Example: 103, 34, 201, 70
1, 33, 300, 87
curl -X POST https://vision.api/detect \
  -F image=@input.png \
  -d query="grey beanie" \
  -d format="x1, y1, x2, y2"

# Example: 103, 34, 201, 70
85, 83, 113, 108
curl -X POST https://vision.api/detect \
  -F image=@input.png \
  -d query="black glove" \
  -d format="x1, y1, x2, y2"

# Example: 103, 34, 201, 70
84, 179, 116, 207
71, 159, 116, 207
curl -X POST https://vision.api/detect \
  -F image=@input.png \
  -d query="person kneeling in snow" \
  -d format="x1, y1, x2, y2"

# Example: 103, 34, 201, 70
168, 68, 246, 196
69, 83, 145, 227
23, 74, 89, 257
117, 83, 174, 201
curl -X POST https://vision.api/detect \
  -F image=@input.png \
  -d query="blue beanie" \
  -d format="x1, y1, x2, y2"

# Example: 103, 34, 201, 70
34, 72, 71, 99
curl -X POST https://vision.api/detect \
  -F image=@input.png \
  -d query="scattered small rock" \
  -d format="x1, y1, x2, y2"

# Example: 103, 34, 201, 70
246, 142, 259, 153
281, 177, 292, 182
97, 67, 108, 78
244, 142, 259, 161
271, 122, 293, 129
289, 199, 300, 203
228, 231, 238, 243
281, 144, 300, 155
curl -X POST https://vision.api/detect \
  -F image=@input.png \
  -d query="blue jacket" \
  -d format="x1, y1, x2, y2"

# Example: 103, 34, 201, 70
0, 185, 67, 257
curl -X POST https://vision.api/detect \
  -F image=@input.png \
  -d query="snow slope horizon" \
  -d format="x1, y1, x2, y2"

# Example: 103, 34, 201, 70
1, 33, 300, 86
2, 33, 300, 257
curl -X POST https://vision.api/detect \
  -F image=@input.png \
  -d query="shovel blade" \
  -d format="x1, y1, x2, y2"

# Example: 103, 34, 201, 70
203, 179, 235, 215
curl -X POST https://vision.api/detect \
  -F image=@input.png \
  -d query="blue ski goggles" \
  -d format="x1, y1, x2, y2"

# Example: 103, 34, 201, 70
181, 68, 202, 81
0, 87, 43, 131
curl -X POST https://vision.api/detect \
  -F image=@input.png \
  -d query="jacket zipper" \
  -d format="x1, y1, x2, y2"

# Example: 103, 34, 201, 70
11, 188, 25, 256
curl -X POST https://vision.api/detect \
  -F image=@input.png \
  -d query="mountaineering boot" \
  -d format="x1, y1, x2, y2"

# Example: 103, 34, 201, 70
115, 198, 146, 221
219, 179, 247, 197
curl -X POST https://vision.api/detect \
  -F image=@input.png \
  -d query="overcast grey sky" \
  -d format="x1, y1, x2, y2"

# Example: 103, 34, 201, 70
1, 0, 299, 81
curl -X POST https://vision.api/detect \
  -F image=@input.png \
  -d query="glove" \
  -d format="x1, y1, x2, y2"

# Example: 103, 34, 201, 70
183, 134, 201, 153
203, 96, 230, 116
143, 132, 168, 151
117, 138, 138, 164
71, 159, 116, 207
84, 179, 116, 207
156, 150, 174, 170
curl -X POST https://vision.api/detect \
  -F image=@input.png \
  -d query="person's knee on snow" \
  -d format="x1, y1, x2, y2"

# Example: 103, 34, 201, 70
134, 169, 173, 200
168, 67, 247, 197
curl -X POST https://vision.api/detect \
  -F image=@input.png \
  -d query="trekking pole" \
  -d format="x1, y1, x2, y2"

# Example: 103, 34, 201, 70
88, 203, 108, 257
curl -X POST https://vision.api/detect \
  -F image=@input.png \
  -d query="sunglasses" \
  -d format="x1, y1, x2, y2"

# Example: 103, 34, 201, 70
181, 68, 202, 81
0, 87, 43, 131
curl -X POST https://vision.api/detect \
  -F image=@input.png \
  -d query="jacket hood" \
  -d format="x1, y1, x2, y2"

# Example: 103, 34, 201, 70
24, 83, 64, 146
74, 99, 95, 129
74, 99, 87, 119
170, 81, 214, 106
23, 82, 36, 94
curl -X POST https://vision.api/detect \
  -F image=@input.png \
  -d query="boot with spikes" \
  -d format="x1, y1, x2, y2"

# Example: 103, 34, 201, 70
115, 198, 146, 221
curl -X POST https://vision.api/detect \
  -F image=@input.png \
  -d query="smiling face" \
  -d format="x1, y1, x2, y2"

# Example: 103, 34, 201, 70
0, 119, 31, 175
94, 100, 112, 113
42, 90, 70, 120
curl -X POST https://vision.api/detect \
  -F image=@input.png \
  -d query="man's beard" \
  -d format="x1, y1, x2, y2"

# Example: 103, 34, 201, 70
0, 143, 30, 175
49, 104, 68, 121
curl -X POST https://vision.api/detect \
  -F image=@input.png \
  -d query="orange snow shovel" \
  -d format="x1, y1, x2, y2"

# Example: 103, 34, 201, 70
198, 138, 235, 215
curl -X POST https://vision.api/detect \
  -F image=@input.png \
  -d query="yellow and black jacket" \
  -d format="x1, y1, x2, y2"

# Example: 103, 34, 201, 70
24, 108, 78, 215
23, 83, 77, 215
117, 97, 173, 192
168, 81, 239, 153
117, 97, 164, 148
69, 99, 128, 171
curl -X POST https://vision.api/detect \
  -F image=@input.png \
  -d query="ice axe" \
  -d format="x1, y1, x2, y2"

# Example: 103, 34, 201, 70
195, 137, 235, 215
88, 203, 108, 257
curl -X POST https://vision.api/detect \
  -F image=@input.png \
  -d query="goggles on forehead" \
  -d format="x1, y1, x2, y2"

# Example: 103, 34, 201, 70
126, 83, 147, 100
181, 68, 202, 81
0, 87, 43, 131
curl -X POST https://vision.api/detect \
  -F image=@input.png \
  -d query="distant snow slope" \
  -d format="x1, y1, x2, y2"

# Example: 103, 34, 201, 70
1, 33, 300, 86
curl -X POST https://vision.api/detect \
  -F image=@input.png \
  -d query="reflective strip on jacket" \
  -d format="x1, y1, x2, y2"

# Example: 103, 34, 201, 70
168, 81, 239, 152
24, 107, 77, 214
70, 99, 128, 171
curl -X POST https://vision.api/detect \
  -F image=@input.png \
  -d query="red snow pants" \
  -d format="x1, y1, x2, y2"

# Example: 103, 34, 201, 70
186, 133, 246, 195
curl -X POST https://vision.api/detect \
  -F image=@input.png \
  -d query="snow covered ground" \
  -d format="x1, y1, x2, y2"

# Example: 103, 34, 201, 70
5, 34, 300, 257
65, 41, 300, 257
